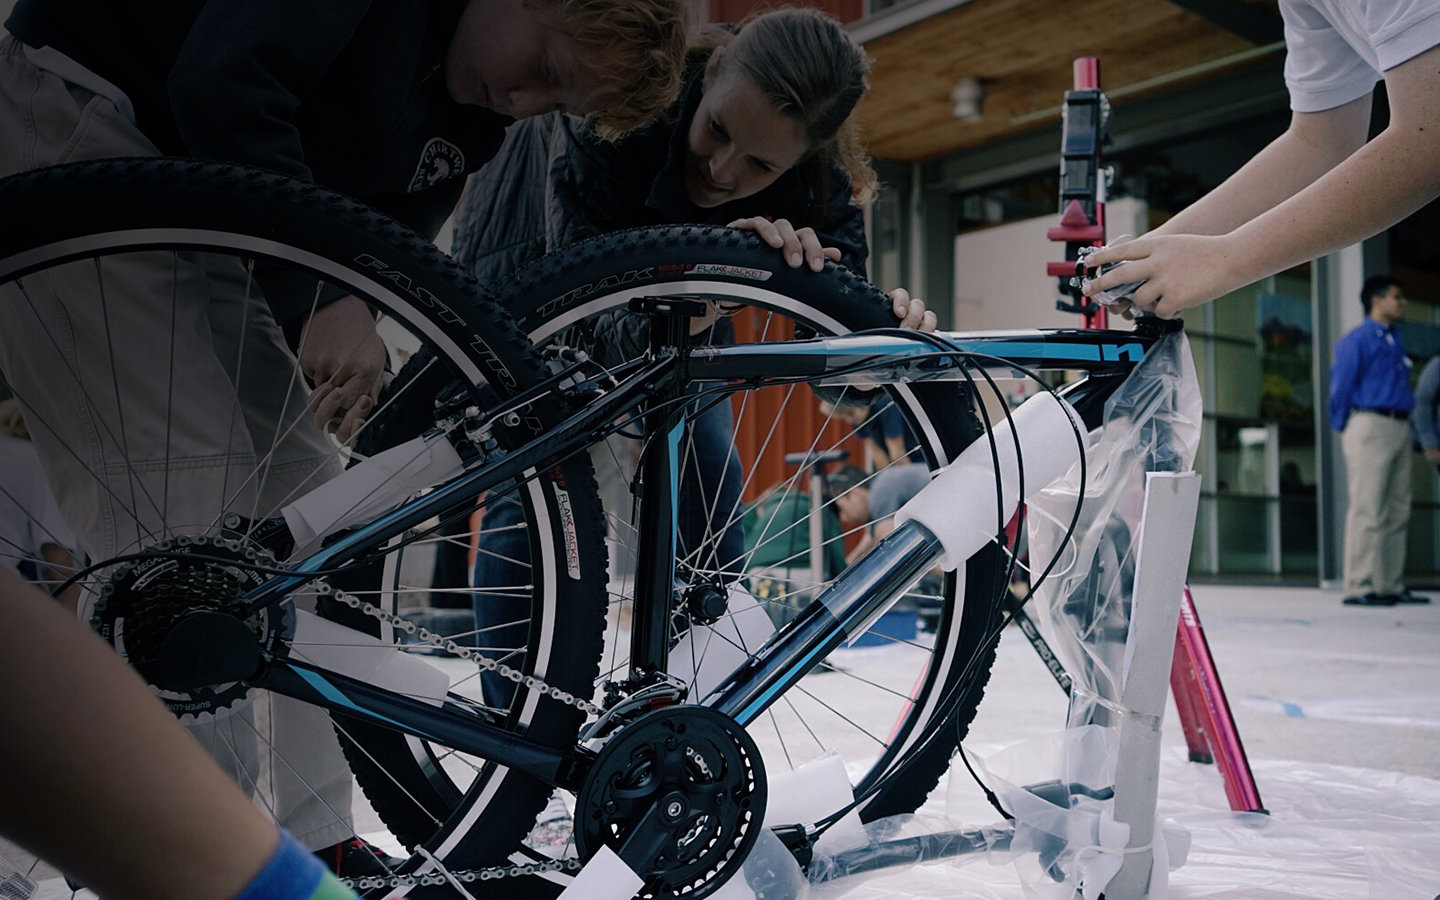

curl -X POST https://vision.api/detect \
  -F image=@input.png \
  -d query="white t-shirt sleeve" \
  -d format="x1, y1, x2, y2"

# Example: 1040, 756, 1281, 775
1372, 4, 1440, 71
1281, 0, 1440, 113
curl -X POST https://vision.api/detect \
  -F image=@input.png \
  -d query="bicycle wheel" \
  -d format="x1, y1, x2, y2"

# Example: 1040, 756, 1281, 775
493, 224, 1009, 827
0, 159, 609, 876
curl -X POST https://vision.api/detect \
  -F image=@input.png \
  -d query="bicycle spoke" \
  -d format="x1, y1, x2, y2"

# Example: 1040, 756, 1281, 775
0, 160, 612, 871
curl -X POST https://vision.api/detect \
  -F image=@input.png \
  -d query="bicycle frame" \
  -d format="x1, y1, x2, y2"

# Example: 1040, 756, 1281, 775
231, 312, 1181, 796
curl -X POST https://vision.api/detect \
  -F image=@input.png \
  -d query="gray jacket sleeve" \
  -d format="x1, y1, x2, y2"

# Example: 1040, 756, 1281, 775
1413, 355, 1440, 449
450, 114, 564, 290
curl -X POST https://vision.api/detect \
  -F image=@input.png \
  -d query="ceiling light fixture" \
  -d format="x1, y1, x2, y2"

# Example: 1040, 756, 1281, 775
951, 77, 985, 123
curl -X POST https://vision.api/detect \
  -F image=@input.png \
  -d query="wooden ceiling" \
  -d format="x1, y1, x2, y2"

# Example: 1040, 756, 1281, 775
851, 0, 1284, 162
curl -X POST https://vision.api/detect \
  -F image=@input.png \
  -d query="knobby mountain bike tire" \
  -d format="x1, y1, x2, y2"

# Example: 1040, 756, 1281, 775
493, 224, 1009, 825
0, 158, 610, 877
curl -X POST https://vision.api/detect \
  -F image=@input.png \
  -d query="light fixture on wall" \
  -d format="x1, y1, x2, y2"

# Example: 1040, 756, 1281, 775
951, 77, 985, 123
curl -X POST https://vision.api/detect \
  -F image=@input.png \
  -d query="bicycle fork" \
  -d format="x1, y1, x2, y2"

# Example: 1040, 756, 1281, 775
703, 387, 1089, 727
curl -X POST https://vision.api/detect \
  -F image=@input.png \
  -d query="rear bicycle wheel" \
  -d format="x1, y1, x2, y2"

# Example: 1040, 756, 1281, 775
493, 225, 1010, 826
0, 158, 608, 877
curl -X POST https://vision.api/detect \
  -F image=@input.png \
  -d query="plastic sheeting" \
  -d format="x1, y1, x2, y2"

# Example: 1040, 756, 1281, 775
1024, 328, 1202, 733
769, 330, 1439, 898
794, 729, 1192, 900
788, 750, 1440, 900
714, 332, 1210, 899
1014, 328, 1201, 897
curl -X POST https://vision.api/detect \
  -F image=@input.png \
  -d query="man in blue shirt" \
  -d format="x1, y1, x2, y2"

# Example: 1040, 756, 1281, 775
1329, 275, 1429, 606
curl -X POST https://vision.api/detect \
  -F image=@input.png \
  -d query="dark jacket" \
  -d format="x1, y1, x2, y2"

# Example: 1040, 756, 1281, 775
452, 68, 869, 291
450, 67, 868, 365
7, 0, 510, 322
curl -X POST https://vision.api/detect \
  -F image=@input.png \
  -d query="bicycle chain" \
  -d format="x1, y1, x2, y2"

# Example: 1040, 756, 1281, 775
343, 856, 584, 892
315, 579, 604, 717
313, 578, 602, 890
99, 543, 603, 890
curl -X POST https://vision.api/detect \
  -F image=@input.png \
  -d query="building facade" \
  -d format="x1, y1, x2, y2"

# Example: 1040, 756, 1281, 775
706, 0, 1440, 585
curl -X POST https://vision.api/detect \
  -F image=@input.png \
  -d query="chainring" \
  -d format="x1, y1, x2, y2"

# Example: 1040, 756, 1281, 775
574, 705, 766, 899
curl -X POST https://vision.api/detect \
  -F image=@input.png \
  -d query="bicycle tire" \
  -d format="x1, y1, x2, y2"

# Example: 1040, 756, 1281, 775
493, 224, 1009, 824
0, 158, 609, 873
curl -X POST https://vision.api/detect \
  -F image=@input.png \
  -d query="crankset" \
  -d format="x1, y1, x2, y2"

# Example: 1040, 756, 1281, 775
574, 705, 766, 899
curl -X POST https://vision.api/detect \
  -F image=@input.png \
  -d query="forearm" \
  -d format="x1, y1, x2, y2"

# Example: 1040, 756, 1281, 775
1220, 122, 1440, 287
1152, 118, 1360, 239
1083, 51, 1440, 316
1168, 48, 1440, 284
0, 569, 277, 900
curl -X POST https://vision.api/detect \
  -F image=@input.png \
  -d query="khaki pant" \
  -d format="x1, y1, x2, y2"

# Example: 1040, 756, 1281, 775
1340, 411, 1414, 596
0, 34, 353, 847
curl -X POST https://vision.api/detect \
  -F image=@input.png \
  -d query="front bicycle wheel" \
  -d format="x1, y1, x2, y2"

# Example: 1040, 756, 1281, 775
494, 225, 1010, 828
0, 159, 609, 882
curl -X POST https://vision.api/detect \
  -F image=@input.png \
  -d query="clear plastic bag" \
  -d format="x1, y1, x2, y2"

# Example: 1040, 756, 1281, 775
1025, 328, 1201, 731
794, 332, 1204, 898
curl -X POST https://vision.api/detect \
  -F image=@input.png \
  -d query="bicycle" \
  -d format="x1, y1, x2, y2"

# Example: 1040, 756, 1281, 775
0, 157, 1186, 899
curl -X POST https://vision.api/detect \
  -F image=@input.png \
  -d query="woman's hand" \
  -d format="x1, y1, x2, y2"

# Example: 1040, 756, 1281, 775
299, 295, 388, 444
728, 218, 936, 331
888, 287, 937, 332
729, 217, 841, 272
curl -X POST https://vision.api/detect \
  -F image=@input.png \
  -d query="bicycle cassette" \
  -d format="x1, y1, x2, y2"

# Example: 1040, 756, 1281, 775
92, 535, 294, 718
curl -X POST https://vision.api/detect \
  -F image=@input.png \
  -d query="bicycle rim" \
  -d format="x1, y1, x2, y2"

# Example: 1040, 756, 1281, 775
0, 158, 609, 881
493, 225, 1009, 830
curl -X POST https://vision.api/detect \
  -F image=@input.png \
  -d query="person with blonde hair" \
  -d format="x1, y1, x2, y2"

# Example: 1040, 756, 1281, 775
455, 5, 900, 290
0, 0, 689, 877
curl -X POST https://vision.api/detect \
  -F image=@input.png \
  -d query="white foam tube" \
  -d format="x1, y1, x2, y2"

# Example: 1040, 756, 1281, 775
892, 391, 1086, 570
288, 608, 453, 706
282, 433, 464, 547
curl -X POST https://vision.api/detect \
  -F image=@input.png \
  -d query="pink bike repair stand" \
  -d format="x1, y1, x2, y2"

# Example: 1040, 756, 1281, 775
1169, 588, 1266, 811
1044, 56, 1264, 815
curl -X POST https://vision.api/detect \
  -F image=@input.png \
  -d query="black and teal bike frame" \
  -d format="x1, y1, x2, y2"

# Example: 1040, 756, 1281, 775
237, 304, 1178, 794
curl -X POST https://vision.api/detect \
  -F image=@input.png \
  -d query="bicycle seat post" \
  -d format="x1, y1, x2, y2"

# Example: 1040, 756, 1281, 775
630, 295, 708, 360
625, 296, 711, 682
